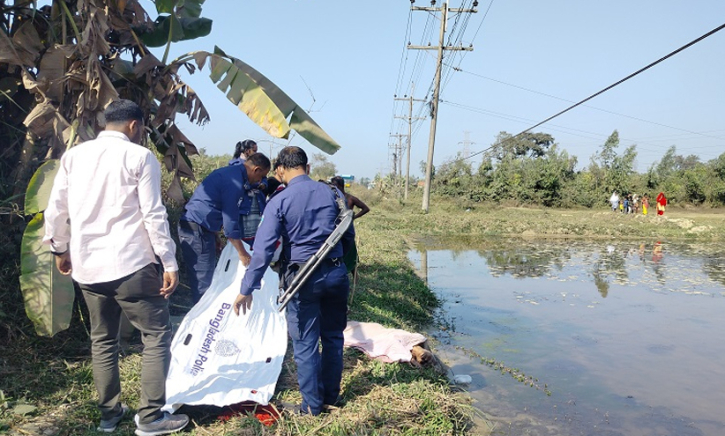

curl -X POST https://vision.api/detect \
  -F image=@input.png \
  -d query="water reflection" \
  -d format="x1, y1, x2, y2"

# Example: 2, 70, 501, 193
412, 238, 723, 298
408, 238, 725, 436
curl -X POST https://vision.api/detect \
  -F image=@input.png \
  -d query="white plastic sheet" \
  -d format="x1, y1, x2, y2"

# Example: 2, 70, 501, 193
163, 243, 287, 411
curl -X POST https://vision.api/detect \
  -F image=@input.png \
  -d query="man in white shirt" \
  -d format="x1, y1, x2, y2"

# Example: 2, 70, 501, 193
44, 100, 189, 436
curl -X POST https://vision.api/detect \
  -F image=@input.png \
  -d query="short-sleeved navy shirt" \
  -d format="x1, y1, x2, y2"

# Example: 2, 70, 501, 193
240, 175, 355, 295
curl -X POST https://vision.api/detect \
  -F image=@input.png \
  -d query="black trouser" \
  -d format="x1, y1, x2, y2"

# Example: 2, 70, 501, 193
79, 263, 171, 425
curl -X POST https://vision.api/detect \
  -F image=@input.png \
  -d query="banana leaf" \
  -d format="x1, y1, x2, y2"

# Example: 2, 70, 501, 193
190, 47, 341, 155
24, 159, 59, 215
19, 213, 75, 337
138, 16, 212, 48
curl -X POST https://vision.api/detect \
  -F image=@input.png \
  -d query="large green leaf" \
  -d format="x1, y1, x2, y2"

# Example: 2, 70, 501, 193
138, 16, 212, 47
209, 55, 291, 139
290, 107, 341, 156
19, 213, 75, 337
176, 0, 206, 18
198, 47, 341, 154
154, 0, 178, 14
24, 160, 59, 215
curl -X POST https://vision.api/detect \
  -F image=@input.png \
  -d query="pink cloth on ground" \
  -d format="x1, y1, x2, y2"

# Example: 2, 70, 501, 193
343, 321, 426, 363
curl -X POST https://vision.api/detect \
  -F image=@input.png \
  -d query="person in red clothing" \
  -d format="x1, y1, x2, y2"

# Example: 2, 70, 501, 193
656, 192, 667, 216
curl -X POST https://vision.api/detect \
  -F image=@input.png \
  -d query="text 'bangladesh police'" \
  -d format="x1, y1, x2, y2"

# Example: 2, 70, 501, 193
190, 302, 232, 376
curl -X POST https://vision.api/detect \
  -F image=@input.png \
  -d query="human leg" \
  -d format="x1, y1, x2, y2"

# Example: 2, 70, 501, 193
285, 274, 323, 415
79, 281, 125, 422
178, 221, 216, 303
116, 263, 172, 425
318, 263, 349, 405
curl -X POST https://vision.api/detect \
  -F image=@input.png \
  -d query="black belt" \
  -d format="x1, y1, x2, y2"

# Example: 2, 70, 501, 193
179, 220, 211, 233
288, 257, 341, 272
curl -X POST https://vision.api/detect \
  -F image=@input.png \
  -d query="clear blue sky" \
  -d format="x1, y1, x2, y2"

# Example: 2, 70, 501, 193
164, 1, 725, 179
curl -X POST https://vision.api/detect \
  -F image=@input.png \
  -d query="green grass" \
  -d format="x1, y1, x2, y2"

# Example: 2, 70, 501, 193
4, 191, 723, 435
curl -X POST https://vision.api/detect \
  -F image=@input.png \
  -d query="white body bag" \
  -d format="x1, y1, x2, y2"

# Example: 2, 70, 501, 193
163, 243, 287, 411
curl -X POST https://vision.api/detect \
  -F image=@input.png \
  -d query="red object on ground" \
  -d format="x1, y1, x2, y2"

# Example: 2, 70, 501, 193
217, 401, 281, 427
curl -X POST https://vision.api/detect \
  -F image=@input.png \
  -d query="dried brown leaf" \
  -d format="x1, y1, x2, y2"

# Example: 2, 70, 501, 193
23, 99, 57, 138
0, 26, 25, 66
133, 52, 163, 77
37, 44, 76, 101
166, 172, 185, 203
12, 21, 44, 66
79, 7, 110, 57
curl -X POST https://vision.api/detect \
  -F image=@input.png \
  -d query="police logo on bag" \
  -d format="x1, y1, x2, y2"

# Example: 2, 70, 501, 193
215, 339, 241, 357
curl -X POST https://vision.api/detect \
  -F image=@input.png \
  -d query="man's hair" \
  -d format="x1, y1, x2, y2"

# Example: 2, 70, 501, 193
263, 177, 282, 196
245, 152, 271, 170
104, 99, 144, 124
275, 146, 307, 170
234, 139, 257, 159
330, 176, 345, 190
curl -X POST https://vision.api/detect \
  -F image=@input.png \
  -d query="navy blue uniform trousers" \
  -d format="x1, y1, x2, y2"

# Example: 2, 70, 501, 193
178, 220, 217, 303
284, 260, 349, 415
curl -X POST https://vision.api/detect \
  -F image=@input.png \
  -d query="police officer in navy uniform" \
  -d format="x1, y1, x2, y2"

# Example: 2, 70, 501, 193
179, 153, 271, 303
234, 146, 354, 415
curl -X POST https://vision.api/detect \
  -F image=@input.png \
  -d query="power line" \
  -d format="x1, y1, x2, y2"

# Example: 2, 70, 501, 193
462, 20, 725, 162
439, 100, 668, 154
446, 63, 725, 143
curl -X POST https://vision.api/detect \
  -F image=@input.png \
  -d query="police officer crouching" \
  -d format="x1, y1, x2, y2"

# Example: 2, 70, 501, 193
233, 146, 354, 415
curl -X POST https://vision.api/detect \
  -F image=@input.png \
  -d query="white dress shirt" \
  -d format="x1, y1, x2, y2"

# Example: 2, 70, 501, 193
44, 130, 178, 284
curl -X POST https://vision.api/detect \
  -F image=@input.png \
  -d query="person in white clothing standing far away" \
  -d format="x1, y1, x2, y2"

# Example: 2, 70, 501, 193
43, 99, 189, 436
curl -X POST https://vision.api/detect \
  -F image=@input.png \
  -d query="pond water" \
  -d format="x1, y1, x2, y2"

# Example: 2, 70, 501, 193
408, 239, 725, 436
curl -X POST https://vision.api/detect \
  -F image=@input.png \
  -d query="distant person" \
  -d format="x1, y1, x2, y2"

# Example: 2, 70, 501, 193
609, 191, 619, 212
632, 193, 640, 214
330, 176, 370, 220
179, 153, 270, 303
656, 192, 667, 216
642, 194, 649, 215
623, 195, 630, 214
43, 100, 189, 435
228, 139, 258, 166
330, 176, 369, 274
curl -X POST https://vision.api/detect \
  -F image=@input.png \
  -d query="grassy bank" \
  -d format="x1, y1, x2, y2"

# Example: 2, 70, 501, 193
2, 191, 723, 436
0, 194, 477, 435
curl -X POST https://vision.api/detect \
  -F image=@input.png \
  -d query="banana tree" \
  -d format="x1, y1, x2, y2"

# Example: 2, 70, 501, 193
2, 0, 341, 335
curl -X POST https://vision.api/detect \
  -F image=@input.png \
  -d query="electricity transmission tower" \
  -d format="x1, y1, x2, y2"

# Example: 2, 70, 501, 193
389, 133, 407, 183
458, 130, 475, 159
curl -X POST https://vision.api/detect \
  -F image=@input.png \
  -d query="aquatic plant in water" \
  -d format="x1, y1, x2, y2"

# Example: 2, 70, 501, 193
456, 346, 552, 396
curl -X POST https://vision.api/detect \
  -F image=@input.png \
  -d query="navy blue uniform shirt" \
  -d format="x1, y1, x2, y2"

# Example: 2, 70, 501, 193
180, 164, 250, 239
240, 175, 355, 296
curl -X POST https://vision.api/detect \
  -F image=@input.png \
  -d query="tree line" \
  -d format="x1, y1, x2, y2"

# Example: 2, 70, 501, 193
428, 130, 725, 208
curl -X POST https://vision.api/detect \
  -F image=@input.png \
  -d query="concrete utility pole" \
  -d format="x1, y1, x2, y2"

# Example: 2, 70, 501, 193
395, 83, 426, 200
409, 0, 476, 212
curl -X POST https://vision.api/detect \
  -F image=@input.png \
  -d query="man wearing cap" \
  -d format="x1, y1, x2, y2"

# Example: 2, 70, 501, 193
233, 146, 354, 415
